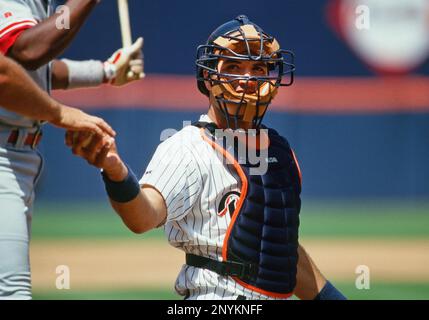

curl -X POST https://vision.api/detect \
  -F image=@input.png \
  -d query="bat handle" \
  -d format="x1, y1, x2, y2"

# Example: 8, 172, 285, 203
117, 0, 132, 47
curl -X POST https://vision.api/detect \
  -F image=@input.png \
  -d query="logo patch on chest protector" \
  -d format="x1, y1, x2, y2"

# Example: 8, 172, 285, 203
218, 191, 241, 217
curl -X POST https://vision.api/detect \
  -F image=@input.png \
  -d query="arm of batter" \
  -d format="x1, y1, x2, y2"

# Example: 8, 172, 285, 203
7, 0, 100, 70
0, 54, 115, 137
4, 0, 143, 89
51, 36, 144, 90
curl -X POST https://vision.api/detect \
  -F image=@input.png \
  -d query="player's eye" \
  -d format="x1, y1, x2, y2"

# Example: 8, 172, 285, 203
253, 65, 267, 74
224, 64, 240, 73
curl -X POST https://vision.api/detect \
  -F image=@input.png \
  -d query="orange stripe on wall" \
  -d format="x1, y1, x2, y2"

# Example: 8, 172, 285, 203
52, 75, 429, 113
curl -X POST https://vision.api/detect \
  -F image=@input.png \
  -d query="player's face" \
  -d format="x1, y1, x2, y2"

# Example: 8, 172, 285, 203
206, 43, 273, 130
216, 59, 269, 128
217, 59, 268, 94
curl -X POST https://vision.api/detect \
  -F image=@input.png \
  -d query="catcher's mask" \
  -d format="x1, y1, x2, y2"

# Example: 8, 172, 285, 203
196, 15, 295, 129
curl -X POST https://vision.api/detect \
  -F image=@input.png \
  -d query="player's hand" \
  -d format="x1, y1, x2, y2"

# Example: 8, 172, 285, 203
103, 37, 145, 86
65, 131, 127, 181
51, 104, 116, 138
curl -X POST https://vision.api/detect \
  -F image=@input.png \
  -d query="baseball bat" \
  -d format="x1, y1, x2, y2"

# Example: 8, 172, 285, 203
117, 0, 132, 47
117, 0, 145, 78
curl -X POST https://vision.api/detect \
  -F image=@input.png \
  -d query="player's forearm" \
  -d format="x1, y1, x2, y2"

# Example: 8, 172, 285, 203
109, 185, 167, 234
8, 0, 100, 70
103, 165, 167, 234
294, 244, 327, 300
52, 58, 109, 90
110, 191, 161, 234
0, 55, 62, 122
52, 60, 69, 90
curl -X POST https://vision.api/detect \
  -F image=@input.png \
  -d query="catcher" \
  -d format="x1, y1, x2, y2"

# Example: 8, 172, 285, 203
68, 15, 347, 300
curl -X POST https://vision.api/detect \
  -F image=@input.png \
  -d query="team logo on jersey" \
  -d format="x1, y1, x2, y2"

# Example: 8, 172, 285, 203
218, 191, 241, 217
4, 12, 12, 18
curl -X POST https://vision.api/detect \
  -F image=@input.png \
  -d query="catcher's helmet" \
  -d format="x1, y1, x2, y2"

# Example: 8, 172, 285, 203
196, 15, 295, 129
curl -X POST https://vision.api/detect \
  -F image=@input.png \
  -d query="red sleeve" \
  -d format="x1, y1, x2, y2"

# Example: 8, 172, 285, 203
0, 22, 36, 55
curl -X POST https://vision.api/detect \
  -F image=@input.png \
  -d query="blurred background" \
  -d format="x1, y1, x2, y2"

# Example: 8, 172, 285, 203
31, 0, 429, 299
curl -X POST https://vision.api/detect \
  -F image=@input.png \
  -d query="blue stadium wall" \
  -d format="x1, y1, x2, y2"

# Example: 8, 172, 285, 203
36, 0, 429, 201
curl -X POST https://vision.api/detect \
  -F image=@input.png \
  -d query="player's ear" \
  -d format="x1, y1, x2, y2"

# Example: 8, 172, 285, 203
203, 69, 212, 91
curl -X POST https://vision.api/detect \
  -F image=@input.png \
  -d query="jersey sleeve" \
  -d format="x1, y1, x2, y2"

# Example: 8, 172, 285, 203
0, 1, 38, 54
139, 135, 203, 223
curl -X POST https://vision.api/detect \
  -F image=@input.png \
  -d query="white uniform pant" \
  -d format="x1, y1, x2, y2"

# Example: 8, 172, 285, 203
0, 145, 43, 299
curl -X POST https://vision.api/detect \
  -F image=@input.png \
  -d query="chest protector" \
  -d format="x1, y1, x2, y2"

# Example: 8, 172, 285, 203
193, 122, 302, 298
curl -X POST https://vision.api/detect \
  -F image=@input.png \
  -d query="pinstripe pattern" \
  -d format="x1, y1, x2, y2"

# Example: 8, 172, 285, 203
139, 115, 291, 300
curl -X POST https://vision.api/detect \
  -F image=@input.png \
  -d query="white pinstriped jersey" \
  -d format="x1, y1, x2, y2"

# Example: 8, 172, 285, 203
139, 114, 291, 300
0, 0, 54, 127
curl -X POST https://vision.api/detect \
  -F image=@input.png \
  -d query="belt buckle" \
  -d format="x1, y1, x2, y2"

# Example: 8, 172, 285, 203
226, 261, 258, 278
223, 260, 246, 278
31, 128, 42, 149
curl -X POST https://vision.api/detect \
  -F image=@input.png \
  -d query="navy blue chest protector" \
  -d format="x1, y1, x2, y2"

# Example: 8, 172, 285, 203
191, 122, 301, 296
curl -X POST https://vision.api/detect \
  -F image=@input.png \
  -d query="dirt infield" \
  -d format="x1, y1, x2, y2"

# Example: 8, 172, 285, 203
30, 239, 429, 290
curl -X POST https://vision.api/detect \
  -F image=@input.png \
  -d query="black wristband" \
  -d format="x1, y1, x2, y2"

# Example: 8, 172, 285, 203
101, 164, 140, 203
314, 281, 347, 300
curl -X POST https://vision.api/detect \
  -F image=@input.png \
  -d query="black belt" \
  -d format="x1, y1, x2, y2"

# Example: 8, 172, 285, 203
186, 254, 258, 278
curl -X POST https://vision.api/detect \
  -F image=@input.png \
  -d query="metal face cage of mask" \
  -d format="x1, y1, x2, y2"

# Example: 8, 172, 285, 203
196, 15, 295, 129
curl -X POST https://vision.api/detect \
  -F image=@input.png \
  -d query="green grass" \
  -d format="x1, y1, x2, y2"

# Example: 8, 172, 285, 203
32, 282, 429, 300
299, 200, 429, 238
32, 202, 161, 240
33, 288, 179, 300
32, 201, 429, 239
30, 201, 429, 301
336, 282, 429, 300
